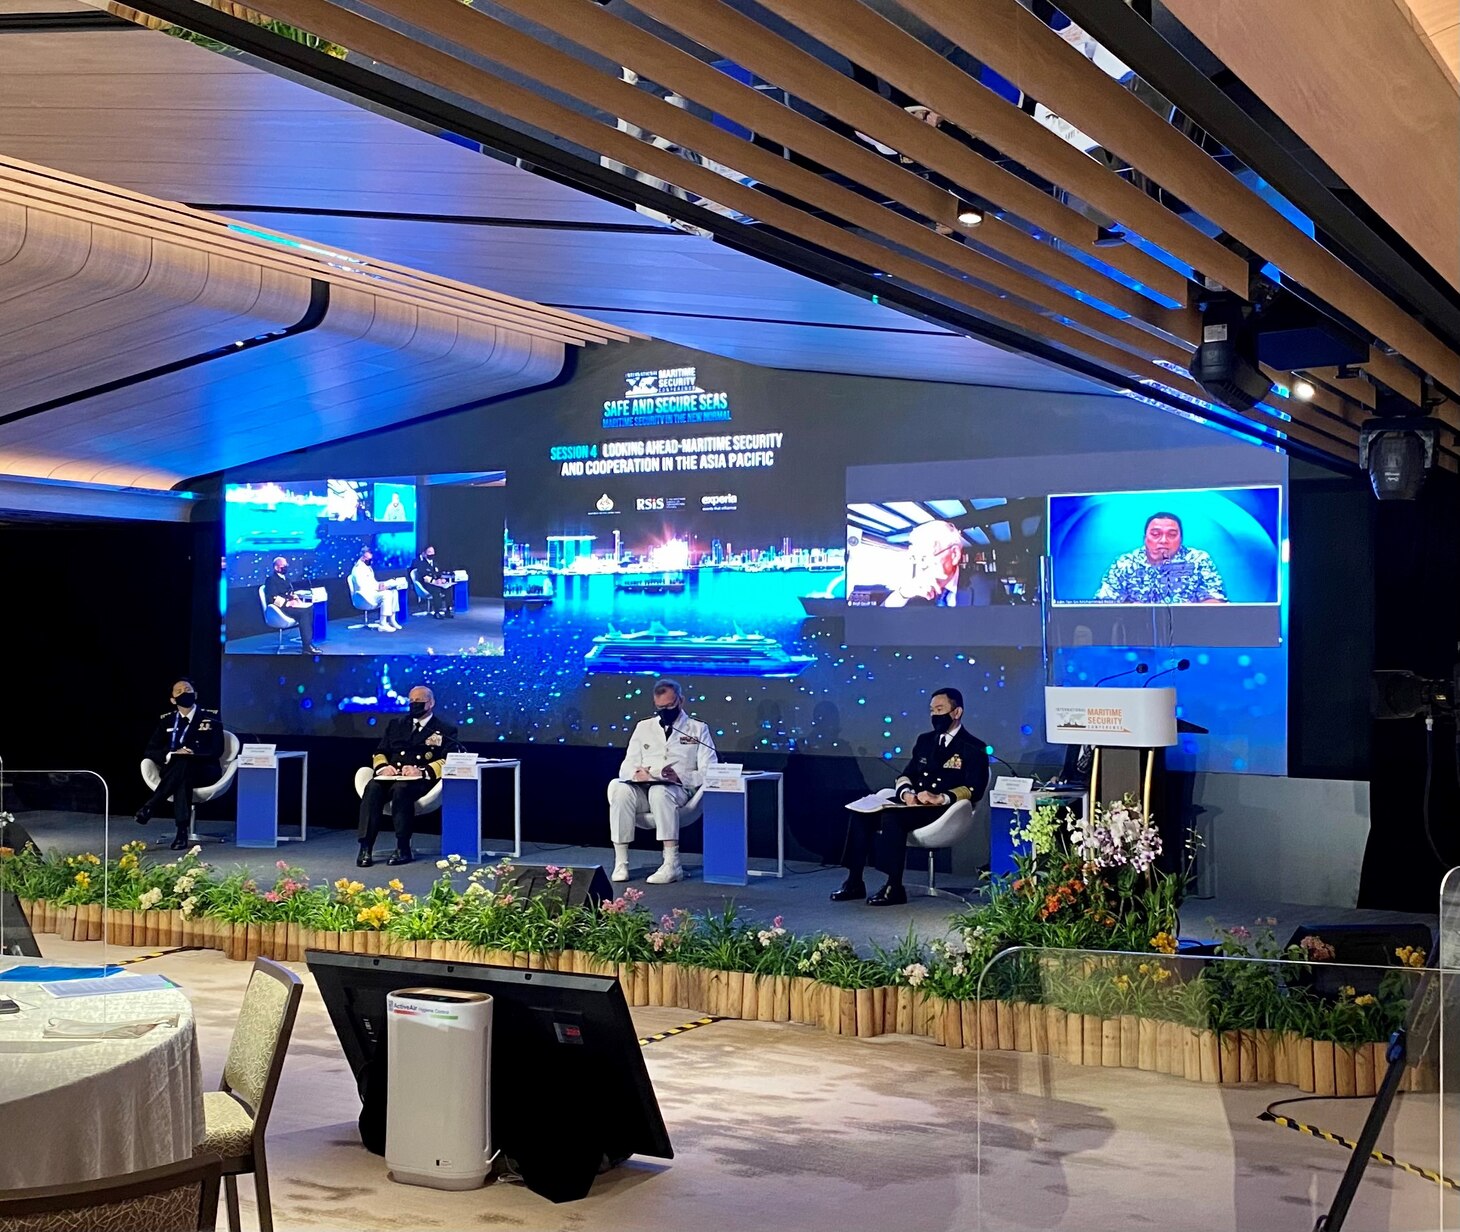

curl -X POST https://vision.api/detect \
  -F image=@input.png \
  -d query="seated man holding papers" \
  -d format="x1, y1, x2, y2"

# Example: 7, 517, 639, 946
607, 678, 717, 886
357, 685, 459, 868
833, 686, 989, 906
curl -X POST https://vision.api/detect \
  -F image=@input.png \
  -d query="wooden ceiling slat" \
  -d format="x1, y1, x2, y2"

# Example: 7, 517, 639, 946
625, 0, 1189, 308
234, 0, 1352, 458
366, 0, 1188, 367
750, 0, 1249, 296
908, 0, 1460, 400
0, 155, 637, 345
0, 169, 624, 347
488, 0, 1192, 340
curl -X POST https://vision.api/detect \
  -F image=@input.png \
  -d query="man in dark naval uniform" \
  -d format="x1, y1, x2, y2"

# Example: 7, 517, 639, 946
357, 685, 460, 867
136, 678, 225, 849
832, 686, 990, 906
264, 556, 317, 654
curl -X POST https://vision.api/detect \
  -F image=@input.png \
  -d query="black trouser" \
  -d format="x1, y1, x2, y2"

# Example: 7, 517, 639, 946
421, 582, 453, 616
146, 757, 221, 831
358, 777, 433, 853
285, 603, 317, 653
842, 810, 924, 887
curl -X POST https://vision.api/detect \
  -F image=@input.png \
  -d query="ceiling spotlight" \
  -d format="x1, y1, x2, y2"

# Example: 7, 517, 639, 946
1292, 377, 1316, 401
957, 208, 984, 227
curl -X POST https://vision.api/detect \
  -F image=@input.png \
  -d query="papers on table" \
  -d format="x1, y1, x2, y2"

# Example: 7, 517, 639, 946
845, 793, 905, 813
40, 974, 177, 999
618, 778, 674, 786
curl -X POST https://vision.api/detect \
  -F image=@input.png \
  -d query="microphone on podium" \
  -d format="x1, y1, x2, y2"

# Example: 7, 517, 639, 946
1143, 659, 1192, 687
1094, 662, 1149, 687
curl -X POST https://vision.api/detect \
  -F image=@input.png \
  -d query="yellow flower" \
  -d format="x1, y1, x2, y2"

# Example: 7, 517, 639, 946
334, 877, 350, 891
1149, 931, 1177, 955
388, 879, 404, 893
1339, 985, 1356, 999
398, 893, 415, 905
1355, 994, 1377, 1008
1152, 968, 1172, 984
355, 902, 394, 929
1138, 963, 1150, 975
73, 871, 91, 887
1113, 974, 1131, 990
1395, 946, 1426, 969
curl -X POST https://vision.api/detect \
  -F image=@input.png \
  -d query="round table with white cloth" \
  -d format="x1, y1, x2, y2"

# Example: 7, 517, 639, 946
0, 964, 205, 1190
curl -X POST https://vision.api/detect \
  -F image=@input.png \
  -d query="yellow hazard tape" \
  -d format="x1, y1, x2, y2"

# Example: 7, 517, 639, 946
115, 946, 200, 966
638, 1016, 720, 1047
1259, 1112, 1460, 1191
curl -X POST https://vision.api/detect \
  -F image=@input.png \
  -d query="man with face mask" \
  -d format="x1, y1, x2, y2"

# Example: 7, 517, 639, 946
413, 545, 454, 619
357, 686, 460, 867
831, 687, 989, 906
136, 678, 225, 849
265, 556, 317, 653
606, 679, 717, 884
350, 547, 402, 632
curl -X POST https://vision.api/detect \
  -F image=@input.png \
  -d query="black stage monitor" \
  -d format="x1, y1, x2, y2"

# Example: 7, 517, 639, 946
306, 950, 672, 1202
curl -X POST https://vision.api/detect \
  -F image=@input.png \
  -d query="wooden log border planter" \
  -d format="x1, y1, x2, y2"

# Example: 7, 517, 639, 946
19, 898, 1433, 1096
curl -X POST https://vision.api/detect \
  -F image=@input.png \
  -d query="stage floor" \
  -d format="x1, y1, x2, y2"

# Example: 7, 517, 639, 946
30, 936, 1452, 1232
226, 600, 504, 656
14, 811, 1437, 952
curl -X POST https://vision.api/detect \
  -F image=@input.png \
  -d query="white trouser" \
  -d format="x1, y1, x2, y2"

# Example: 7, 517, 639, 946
374, 590, 399, 619
607, 780, 689, 843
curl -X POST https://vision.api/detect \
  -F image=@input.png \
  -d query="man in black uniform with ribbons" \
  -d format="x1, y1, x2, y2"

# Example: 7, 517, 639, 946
832, 686, 989, 906
413, 546, 455, 619
357, 685, 460, 868
264, 556, 318, 654
135, 678, 224, 850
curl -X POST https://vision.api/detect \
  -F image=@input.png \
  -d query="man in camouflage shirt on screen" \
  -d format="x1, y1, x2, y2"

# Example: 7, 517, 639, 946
1094, 512, 1227, 604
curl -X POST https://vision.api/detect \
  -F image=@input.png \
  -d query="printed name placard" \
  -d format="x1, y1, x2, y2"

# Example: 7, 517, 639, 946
703, 763, 746, 793
238, 743, 277, 770
441, 752, 481, 780
990, 775, 1036, 811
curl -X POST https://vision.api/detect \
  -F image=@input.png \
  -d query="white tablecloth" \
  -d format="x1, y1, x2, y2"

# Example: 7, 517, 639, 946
0, 965, 205, 1190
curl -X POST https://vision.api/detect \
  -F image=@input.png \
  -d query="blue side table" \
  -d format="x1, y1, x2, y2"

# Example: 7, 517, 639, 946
440, 758, 522, 863
988, 789, 1085, 877
236, 750, 308, 848
701, 771, 784, 886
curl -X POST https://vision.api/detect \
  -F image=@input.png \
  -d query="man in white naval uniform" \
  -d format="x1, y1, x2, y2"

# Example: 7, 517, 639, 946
606, 678, 717, 884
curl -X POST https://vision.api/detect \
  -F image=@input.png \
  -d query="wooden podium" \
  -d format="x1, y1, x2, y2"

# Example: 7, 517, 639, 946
1044, 686, 1178, 817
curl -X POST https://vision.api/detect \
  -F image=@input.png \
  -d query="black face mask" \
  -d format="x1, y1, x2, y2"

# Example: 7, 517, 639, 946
930, 712, 955, 735
409, 701, 429, 718
174, 692, 197, 710
656, 705, 680, 726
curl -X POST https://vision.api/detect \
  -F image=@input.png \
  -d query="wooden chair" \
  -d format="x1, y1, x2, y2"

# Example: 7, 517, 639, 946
199, 958, 303, 1232
0, 1154, 223, 1232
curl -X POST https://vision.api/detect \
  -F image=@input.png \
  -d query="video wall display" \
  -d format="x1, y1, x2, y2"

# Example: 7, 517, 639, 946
222, 349, 1290, 775
224, 475, 505, 658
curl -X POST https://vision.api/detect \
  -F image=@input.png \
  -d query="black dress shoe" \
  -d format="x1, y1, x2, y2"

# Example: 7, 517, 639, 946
134, 806, 152, 826
387, 851, 414, 866
829, 878, 867, 903
170, 833, 188, 851
867, 883, 908, 907
356, 851, 374, 868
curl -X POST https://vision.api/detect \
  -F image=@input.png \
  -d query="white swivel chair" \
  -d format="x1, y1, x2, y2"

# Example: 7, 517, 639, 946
353, 767, 445, 818
907, 794, 989, 902
258, 585, 301, 653
140, 730, 242, 844
346, 573, 382, 629
630, 784, 706, 833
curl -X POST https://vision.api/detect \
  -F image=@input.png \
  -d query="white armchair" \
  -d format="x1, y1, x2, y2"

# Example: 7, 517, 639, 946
139, 730, 241, 844
907, 795, 989, 901
346, 572, 382, 629
258, 584, 301, 652
353, 767, 445, 817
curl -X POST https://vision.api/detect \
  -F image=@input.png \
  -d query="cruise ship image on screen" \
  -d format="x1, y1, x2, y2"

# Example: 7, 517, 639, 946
583, 624, 815, 677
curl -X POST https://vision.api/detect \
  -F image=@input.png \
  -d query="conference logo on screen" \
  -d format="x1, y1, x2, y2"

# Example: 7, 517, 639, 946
701, 493, 738, 511
602, 365, 731, 429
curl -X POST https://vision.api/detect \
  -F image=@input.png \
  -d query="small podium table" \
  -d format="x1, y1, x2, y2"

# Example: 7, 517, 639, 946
701, 770, 785, 886
440, 757, 522, 864
235, 749, 308, 848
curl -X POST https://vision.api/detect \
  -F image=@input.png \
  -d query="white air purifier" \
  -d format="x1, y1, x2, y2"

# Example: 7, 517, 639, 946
385, 987, 493, 1190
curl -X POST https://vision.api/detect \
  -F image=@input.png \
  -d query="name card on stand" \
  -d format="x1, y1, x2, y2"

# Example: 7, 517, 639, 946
704, 763, 746, 793
990, 775, 1035, 811
238, 743, 277, 770
441, 752, 480, 780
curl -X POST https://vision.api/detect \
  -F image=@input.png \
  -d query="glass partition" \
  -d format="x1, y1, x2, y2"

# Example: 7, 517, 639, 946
975, 945, 1449, 1232
1439, 867, 1460, 1229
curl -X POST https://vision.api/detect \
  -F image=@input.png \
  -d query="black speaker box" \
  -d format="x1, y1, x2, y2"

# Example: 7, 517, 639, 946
496, 863, 614, 910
